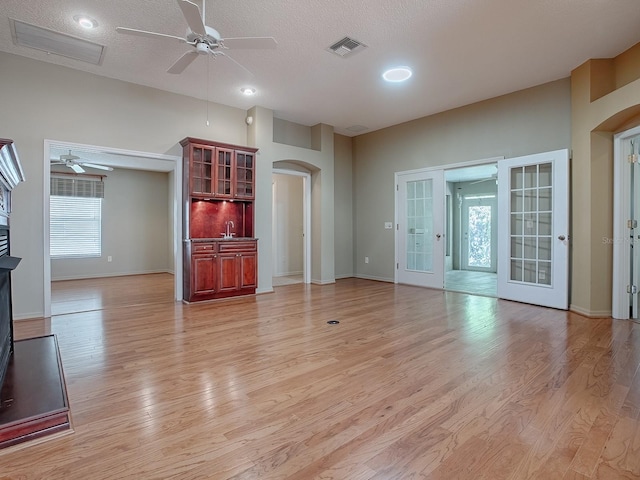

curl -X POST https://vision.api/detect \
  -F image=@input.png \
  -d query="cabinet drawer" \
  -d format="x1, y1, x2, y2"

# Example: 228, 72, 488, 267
192, 242, 217, 253
218, 241, 256, 253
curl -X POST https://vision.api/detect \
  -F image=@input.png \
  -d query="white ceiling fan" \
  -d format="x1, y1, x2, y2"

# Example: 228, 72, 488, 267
116, 0, 277, 75
50, 151, 114, 174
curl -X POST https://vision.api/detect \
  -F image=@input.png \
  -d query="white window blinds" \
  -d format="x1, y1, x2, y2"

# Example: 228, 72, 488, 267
50, 175, 103, 259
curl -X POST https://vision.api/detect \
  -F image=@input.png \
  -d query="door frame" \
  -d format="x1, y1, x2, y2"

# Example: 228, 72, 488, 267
394, 157, 503, 286
272, 168, 311, 284
612, 125, 640, 319
44, 139, 182, 318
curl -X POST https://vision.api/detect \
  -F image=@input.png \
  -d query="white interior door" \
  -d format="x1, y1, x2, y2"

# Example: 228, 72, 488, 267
612, 129, 640, 319
396, 170, 444, 289
497, 149, 569, 309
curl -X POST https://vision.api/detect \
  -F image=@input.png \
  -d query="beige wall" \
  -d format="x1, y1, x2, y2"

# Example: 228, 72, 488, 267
272, 173, 304, 276
352, 79, 571, 282
334, 134, 354, 278
247, 106, 335, 287
571, 42, 640, 317
51, 168, 171, 280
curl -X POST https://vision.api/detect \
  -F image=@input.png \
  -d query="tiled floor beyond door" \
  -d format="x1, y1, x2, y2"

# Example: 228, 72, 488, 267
445, 269, 497, 297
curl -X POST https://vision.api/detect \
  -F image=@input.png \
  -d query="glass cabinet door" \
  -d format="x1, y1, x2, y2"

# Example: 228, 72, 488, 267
235, 152, 254, 199
215, 148, 233, 197
191, 145, 213, 195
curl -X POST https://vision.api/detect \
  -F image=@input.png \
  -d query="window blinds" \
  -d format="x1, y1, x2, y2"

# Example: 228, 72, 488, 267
50, 175, 103, 258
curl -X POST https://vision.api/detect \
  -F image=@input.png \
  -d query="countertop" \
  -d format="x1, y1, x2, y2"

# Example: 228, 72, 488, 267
186, 237, 258, 242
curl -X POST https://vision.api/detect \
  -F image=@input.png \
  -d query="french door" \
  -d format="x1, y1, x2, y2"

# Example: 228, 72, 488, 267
396, 170, 444, 289
496, 149, 569, 310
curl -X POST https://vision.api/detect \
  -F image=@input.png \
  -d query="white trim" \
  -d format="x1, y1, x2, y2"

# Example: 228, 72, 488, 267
44, 139, 182, 317
272, 168, 312, 284
355, 273, 394, 283
612, 125, 640, 319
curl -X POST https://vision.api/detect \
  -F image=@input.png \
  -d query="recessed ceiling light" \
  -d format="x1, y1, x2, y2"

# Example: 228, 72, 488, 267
382, 66, 413, 83
240, 87, 256, 96
73, 15, 98, 29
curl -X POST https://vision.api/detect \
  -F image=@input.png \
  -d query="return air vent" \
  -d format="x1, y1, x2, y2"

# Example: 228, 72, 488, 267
10, 19, 105, 65
327, 36, 367, 58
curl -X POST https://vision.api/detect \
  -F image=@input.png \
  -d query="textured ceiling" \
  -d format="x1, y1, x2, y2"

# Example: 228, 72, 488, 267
2, 0, 640, 137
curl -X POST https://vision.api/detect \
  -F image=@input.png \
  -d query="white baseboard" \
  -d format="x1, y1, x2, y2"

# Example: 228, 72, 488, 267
569, 304, 612, 318
273, 270, 303, 277
354, 273, 394, 283
311, 279, 336, 285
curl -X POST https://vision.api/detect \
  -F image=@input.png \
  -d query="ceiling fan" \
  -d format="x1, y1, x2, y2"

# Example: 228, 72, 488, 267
50, 151, 114, 174
116, 0, 277, 75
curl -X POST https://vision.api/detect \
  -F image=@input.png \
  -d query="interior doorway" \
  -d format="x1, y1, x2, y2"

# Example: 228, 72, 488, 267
613, 125, 640, 319
43, 140, 182, 317
444, 163, 499, 297
272, 168, 311, 286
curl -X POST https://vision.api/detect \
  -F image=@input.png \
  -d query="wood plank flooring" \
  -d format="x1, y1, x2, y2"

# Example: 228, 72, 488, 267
3, 275, 640, 479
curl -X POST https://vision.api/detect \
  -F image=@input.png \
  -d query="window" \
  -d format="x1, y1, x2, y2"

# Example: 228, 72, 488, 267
50, 175, 104, 259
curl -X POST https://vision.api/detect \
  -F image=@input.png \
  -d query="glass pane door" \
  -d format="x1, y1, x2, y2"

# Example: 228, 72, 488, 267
497, 150, 569, 309
397, 170, 444, 289
406, 179, 433, 272
508, 163, 552, 285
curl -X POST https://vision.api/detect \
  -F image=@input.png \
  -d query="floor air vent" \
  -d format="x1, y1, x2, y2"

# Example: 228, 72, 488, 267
327, 36, 367, 58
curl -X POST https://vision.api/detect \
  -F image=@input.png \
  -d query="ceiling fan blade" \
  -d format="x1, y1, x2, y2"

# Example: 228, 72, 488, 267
70, 164, 85, 174
116, 27, 186, 43
177, 0, 206, 37
218, 52, 253, 76
168, 51, 200, 74
80, 163, 114, 172
221, 37, 277, 49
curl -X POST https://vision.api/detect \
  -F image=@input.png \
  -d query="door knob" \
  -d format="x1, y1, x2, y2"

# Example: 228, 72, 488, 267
436, 234, 442, 240
558, 235, 566, 241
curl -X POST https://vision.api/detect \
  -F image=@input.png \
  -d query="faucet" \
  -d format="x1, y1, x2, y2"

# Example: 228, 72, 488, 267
224, 220, 235, 238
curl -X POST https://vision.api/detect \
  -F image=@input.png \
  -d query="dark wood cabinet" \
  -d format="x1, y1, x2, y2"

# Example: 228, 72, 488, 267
191, 243, 217, 297
218, 241, 257, 292
181, 138, 255, 200
185, 240, 257, 301
181, 137, 258, 303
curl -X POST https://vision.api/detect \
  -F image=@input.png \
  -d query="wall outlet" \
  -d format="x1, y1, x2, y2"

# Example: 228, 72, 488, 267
107, 256, 112, 263
365, 256, 369, 264
384, 222, 393, 229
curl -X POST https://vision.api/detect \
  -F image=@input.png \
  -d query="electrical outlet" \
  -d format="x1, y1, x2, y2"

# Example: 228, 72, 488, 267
365, 256, 369, 264
107, 256, 112, 263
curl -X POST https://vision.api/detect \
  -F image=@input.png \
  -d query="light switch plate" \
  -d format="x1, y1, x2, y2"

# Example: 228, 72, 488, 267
384, 222, 393, 229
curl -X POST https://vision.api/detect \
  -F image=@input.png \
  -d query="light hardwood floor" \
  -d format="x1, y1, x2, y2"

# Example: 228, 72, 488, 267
4, 275, 640, 479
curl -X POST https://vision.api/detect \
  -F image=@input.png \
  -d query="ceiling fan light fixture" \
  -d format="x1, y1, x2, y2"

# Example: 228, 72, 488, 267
240, 87, 256, 96
382, 66, 413, 83
73, 15, 98, 29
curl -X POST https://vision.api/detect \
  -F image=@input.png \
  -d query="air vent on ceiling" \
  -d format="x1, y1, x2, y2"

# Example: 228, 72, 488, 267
346, 125, 369, 133
10, 19, 105, 65
327, 36, 367, 58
